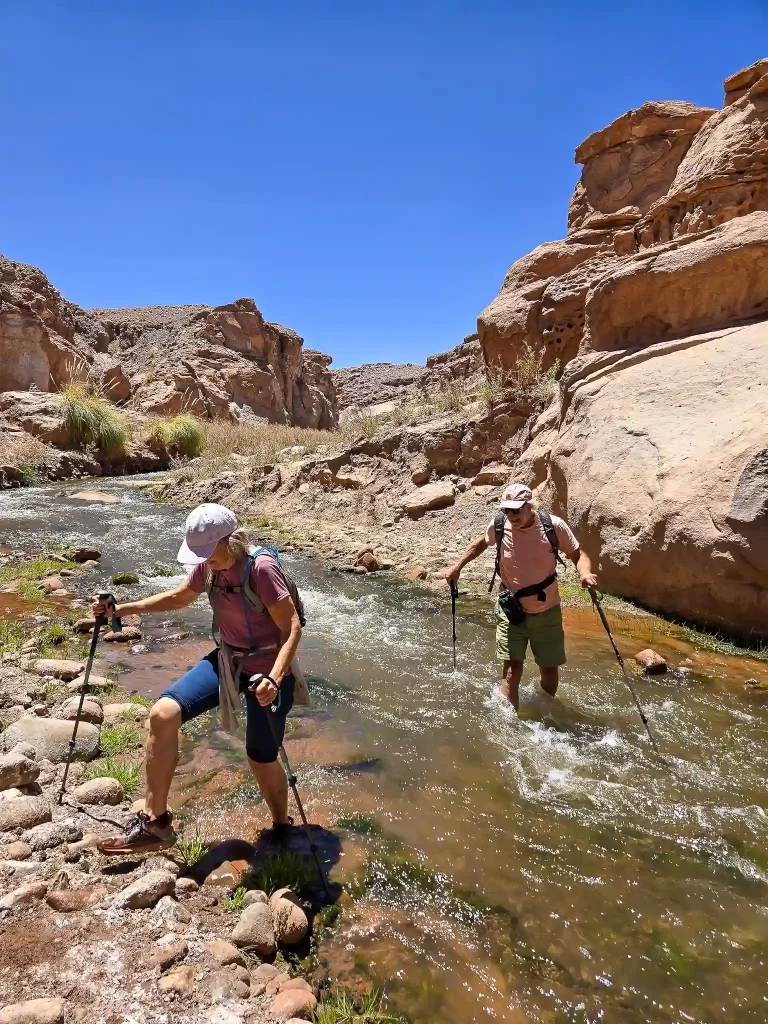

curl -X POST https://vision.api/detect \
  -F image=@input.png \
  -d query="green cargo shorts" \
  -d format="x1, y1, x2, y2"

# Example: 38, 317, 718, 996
495, 602, 567, 667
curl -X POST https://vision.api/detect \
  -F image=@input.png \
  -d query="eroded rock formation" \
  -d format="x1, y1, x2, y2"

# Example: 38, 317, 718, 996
0, 257, 337, 428
477, 58, 768, 641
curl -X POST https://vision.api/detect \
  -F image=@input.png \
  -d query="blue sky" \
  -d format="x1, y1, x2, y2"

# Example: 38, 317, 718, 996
1, 2, 765, 368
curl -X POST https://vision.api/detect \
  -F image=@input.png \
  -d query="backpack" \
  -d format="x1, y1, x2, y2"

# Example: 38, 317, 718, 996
206, 545, 307, 648
488, 510, 566, 593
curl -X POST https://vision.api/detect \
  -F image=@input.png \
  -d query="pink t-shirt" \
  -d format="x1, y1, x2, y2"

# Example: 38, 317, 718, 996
485, 513, 579, 614
188, 553, 290, 674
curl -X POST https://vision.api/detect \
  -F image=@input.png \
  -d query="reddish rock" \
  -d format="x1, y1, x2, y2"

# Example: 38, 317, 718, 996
406, 565, 428, 582
634, 650, 668, 675
270, 988, 318, 1021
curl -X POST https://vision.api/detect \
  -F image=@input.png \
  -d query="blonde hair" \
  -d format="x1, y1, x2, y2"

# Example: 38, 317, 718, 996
226, 528, 253, 565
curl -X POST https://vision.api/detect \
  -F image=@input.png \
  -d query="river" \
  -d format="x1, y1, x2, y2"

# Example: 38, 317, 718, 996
2, 477, 768, 1024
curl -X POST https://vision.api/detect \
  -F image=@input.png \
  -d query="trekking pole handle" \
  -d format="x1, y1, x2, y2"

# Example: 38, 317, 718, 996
449, 580, 459, 599
97, 592, 122, 632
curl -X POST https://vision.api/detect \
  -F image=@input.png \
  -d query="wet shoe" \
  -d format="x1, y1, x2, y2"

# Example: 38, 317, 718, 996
262, 816, 295, 845
96, 811, 176, 856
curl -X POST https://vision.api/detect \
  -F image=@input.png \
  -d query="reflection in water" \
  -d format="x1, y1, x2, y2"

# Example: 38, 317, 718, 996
2, 479, 768, 1022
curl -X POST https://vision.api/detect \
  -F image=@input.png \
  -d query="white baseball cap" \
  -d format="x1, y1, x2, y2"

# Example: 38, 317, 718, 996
499, 483, 533, 511
177, 503, 239, 564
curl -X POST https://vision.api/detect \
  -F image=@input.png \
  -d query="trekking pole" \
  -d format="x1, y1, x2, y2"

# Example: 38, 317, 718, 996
449, 580, 458, 670
253, 677, 333, 902
58, 592, 122, 804
589, 588, 662, 757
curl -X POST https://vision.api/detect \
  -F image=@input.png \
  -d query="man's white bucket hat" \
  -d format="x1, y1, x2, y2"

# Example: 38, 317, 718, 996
177, 503, 238, 564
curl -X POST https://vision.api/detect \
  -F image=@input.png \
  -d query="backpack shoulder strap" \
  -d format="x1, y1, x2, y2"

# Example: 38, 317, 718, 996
241, 550, 267, 615
488, 510, 507, 593
538, 511, 566, 568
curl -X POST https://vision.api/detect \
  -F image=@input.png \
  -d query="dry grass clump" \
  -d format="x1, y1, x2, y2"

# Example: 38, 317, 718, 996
145, 414, 204, 457
193, 419, 335, 475
481, 353, 561, 409
59, 381, 130, 457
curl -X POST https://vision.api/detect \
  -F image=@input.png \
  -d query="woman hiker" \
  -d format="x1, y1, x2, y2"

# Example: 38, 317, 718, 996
444, 483, 598, 711
95, 502, 304, 855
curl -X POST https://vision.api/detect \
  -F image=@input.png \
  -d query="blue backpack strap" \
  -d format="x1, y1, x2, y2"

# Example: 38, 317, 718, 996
240, 554, 258, 652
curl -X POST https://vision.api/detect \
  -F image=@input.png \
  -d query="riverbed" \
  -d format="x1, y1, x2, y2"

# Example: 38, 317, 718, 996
2, 478, 768, 1024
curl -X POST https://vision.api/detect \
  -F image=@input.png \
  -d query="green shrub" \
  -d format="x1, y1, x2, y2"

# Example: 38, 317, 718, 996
59, 382, 130, 457
82, 757, 140, 794
146, 414, 204, 458
244, 851, 316, 895
431, 380, 471, 413
100, 724, 140, 756
17, 463, 39, 486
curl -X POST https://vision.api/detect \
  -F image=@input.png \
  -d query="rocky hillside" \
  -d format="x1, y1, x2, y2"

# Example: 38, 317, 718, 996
332, 334, 484, 414
155, 58, 768, 644
0, 257, 337, 429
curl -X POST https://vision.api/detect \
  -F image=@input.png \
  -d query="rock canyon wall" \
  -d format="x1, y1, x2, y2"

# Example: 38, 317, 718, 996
478, 58, 768, 640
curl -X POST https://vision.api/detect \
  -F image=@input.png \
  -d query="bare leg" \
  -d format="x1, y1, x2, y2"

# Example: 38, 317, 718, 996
249, 758, 290, 824
540, 666, 559, 698
500, 659, 525, 712
144, 697, 182, 819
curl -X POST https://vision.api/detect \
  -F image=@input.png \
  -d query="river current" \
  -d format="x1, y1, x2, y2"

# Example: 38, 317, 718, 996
2, 478, 768, 1024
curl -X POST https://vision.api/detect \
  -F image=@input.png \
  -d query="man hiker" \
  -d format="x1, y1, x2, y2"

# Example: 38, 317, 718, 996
94, 503, 304, 854
445, 484, 597, 711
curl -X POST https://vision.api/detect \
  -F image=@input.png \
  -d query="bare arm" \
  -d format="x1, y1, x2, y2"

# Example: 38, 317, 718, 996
94, 581, 200, 619
570, 547, 598, 589
445, 533, 490, 584
250, 595, 302, 706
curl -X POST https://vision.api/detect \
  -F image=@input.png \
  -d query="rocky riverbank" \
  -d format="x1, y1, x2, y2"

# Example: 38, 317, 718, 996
0, 561, 376, 1024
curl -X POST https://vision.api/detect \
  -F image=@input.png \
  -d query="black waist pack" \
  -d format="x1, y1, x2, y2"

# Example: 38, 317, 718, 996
498, 573, 558, 625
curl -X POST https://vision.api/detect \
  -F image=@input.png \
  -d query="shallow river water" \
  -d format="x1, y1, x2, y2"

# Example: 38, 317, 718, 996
2, 478, 768, 1024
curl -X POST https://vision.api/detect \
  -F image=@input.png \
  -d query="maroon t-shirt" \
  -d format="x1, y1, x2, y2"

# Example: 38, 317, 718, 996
187, 554, 290, 674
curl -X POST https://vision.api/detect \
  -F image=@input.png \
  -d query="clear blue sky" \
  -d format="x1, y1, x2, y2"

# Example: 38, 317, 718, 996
1, 2, 765, 368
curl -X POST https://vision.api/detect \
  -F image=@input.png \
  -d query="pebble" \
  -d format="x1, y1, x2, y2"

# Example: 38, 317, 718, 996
241, 888, 268, 908
0, 752, 39, 791
111, 869, 176, 910
634, 649, 668, 675
175, 876, 200, 898
152, 894, 192, 927
0, 841, 32, 860
153, 938, 189, 970
0, 998, 65, 1024
270, 988, 317, 1021
270, 888, 309, 945
73, 777, 125, 805
206, 939, 246, 967
157, 965, 195, 995
30, 659, 84, 681
0, 795, 52, 833
231, 901, 276, 956
0, 879, 48, 910
22, 819, 82, 851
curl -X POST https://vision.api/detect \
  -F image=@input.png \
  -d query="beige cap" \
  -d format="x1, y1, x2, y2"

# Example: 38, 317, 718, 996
499, 483, 532, 510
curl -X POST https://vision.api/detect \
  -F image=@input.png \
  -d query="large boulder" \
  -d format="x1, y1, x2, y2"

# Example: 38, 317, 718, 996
399, 481, 456, 519
519, 319, 768, 641
1, 718, 99, 763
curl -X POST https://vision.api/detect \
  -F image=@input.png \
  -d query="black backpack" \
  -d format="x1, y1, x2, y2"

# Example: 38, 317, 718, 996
488, 510, 565, 593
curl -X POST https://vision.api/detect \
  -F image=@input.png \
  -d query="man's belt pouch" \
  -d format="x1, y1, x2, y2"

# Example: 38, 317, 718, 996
498, 572, 558, 625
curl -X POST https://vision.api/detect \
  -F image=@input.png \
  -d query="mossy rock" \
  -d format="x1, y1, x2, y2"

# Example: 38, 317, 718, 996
111, 572, 140, 585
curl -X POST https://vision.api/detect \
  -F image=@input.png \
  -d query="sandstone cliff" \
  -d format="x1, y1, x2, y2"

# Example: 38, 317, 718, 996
476, 57, 768, 641
0, 256, 337, 429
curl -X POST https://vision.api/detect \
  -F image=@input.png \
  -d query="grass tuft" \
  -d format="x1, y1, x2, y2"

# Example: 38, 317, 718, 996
81, 757, 140, 793
312, 987, 404, 1024
244, 851, 316, 895
59, 381, 130, 457
145, 414, 204, 458
177, 830, 209, 866
223, 886, 247, 912
99, 724, 140, 756
17, 462, 39, 486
